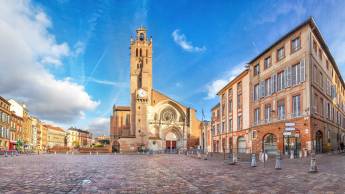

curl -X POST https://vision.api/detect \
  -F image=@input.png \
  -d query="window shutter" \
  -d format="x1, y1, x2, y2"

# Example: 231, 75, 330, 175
300, 59, 305, 82
286, 67, 292, 87
260, 81, 265, 98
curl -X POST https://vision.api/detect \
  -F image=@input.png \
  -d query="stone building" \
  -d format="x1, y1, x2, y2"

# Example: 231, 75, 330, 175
46, 125, 66, 148
210, 17, 345, 156
110, 27, 201, 152
0, 96, 11, 150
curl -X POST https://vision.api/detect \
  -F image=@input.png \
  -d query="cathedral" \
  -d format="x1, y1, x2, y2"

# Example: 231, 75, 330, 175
110, 27, 202, 152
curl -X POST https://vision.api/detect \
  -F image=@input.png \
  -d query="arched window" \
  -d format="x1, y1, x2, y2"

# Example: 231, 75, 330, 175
140, 49, 142, 57
237, 136, 246, 153
263, 133, 277, 155
136, 48, 138, 57
138, 74, 142, 88
146, 49, 148, 57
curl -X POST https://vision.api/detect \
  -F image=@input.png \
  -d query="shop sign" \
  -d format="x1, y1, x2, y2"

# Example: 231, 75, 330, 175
285, 127, 295, 131
285, 123, 295, 127
283, 132, 292, 136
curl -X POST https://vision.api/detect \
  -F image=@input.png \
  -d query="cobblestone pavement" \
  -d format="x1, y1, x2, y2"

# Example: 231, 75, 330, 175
0, 153, 344, 193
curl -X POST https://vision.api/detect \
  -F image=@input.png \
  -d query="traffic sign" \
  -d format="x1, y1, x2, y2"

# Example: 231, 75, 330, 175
285, 127, 295, 131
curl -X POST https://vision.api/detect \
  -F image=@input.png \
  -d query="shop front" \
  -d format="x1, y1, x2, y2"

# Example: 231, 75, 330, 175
283, 123, 301, 157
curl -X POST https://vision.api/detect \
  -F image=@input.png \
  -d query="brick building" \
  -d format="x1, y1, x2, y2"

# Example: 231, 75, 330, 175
210, 17, 345, 156
0, 96, 11, 150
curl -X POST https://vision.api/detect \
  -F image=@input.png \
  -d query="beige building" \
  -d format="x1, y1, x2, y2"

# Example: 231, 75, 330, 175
210, 17, 345, 156
67, 127, 92, 148
46, 125, 66, 148
110, 27, 202, 152
212, 70, 251, 154
0, 96, 11, 150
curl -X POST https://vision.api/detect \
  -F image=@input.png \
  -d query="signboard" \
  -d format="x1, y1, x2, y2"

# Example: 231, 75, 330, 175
285, 123, 295, 127
285, 127, 295, 131
283, 132, 292, 136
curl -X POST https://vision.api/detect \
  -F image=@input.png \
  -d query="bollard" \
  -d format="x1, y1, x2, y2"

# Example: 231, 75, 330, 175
197, 152, 201, 159
229, 152, 237, 165
5, 151, 8, 157
54, 151, 56, 155
309, 153, 318, 173
275, 152, 282, 170
66, 151, 68, 155
299, 150, 302, 159
203, 153, 208, 160
89, 151, 92, 155
304, 149, 308, 158
16, 151, 18, 156
96, 152, 99, 155
290, 150, 294, 159
251, 154, 257, 167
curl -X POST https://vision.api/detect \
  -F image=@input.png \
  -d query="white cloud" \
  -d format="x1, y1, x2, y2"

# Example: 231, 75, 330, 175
88, 117, 109, 137
205, 62, 247, 99
0, 0, 99, 123
257, 2, 306, 24
172, 29, 206, 52
84, 77, 129, 87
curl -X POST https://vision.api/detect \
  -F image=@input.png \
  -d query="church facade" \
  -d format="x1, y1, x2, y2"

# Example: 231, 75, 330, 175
110, 27, 201, 152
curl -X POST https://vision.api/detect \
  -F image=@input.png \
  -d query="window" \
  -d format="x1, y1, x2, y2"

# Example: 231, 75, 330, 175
277, 47, 285, 61
319, 72, 323, 88
313, 40, 317, 53
229, 118, 233, 131
265, 78, 271, 96
237, 94, 242, 109
237, 115, 242, 130
228, 99, 233, 113
254, 108, 260, 125
254, 64, 260, 75
319, 48, 322, 60
252, 130, 257, 139
265, 104, 271, 123
291, 36, 301, 52
277, 100, 285, 120
292, 95, 301, 117
222, 122, 225, 133
254, 84, 259, 101
326, 60, 329, 70
264, 56, 271, 69
277, 71, 285, 91
314, 93, 318, 113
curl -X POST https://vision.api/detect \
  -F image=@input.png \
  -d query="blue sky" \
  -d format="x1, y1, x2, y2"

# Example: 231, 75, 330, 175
1, 0, 345, 136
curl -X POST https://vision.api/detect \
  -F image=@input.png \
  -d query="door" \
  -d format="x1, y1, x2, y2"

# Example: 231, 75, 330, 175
315, 131, 323, 154
263, 133, 278, 155
237, 136, 246, 153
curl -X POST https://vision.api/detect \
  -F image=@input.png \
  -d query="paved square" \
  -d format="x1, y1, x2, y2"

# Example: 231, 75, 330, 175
0, 153, 344, 193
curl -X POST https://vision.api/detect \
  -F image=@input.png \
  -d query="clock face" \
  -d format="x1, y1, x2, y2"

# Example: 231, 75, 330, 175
138, 88, 147, 98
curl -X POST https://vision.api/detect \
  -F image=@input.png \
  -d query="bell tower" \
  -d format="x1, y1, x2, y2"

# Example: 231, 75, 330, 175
129, 26, 152, 137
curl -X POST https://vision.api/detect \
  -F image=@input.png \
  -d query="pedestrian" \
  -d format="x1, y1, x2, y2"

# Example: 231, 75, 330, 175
340, 142, 344, 153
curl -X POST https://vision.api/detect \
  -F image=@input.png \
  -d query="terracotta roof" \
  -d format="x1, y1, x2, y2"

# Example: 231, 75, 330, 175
216, 69, 249, 95
211, 103, 220, 111
43, 124, 65, 132
114, 106, 130, 111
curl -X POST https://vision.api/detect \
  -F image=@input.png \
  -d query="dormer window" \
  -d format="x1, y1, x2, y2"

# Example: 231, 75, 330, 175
139, 33, 144, 41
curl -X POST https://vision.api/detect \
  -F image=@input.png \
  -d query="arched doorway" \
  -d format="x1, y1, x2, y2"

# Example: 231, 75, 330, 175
237, 136, 246, 153
315, 130, 323, 154
112, 140, 120, 153
165, 132, 177, 152
263, 133, 278, 155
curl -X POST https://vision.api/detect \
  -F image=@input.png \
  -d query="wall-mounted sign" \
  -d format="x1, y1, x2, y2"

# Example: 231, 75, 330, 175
283, 132, 292, 136
285, 127, 295, 131
285, 123, 295, 127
